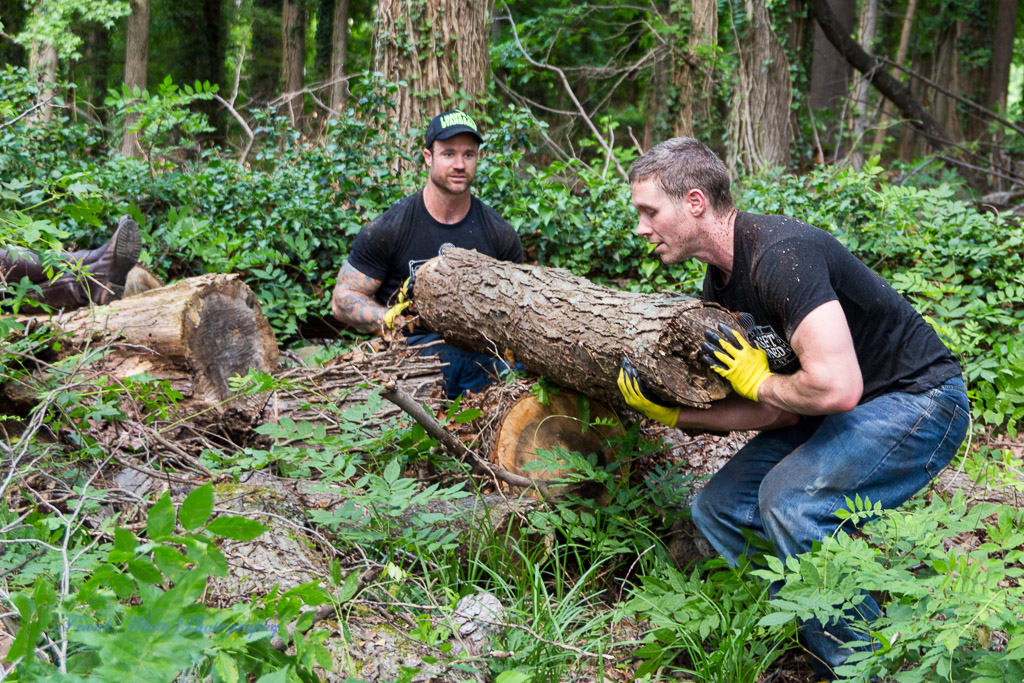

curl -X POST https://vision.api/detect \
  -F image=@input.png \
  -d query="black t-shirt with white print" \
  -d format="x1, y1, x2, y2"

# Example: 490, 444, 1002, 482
348, 189, 523, 308
702, 212, 960, 404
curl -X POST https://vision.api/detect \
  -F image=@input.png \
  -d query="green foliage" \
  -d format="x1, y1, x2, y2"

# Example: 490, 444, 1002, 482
104, 75, 219, 163
14, 0, 131, 61
621, 559, 791, 682
753, 494, 1024, 682
1, 482, 331, 681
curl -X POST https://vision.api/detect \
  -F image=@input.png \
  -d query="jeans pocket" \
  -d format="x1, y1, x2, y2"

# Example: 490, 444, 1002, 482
924, 402, 970, 479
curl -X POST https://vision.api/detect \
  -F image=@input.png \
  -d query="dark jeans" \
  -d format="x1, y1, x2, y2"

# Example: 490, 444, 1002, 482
691, 375, 970, 678
407, 332, 515, 399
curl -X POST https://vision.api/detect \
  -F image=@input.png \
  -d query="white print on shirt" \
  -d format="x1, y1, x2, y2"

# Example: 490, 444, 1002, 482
749, 323, 797, 371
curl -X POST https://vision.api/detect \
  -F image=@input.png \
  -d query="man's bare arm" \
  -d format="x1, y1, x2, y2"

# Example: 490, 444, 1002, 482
757, 300, 864, 414
331, 261, 387, 332
673, 394, 799, 432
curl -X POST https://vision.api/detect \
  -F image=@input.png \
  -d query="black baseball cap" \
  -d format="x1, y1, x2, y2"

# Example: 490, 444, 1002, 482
424, 110, 483, 148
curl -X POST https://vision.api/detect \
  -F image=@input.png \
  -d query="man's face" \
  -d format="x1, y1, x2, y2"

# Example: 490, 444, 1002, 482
631, 178, 696, 265
424, 133, 479, 195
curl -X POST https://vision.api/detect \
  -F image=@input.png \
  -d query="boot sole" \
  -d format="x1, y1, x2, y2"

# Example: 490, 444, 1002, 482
101, 216, 142, 302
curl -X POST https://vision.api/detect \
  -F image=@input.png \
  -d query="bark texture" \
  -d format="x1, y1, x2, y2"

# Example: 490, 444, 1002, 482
679, 0, 718, 139
809, 0, 854, 112
413, 248, 733, 409
120, 0, 151, 158
726, 0, 792, 174
373, 0, 488, 141
28, 38, 57, 124
329, 0, 351, 112
281, 0, 306, 128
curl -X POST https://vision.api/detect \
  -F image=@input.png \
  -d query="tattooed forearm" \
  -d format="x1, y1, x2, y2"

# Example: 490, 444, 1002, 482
331, 261, 386, 332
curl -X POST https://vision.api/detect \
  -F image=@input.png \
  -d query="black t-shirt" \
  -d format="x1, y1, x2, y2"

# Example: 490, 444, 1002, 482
348, 190, 523, 307
703, 212, 961, 403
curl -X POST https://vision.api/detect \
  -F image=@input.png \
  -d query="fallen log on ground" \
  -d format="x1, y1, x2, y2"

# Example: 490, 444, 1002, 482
1, 274, 278, 417
414, 247, 735, 409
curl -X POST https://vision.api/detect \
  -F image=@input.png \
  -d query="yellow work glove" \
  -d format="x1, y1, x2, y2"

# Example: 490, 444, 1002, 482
701, 323, 773, 402
383, 277, 413, 329
617, 357, 681, 427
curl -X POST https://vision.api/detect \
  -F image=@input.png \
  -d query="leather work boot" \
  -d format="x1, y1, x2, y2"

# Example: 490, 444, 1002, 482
69, 215, 142, 305
0, 215, 141, 311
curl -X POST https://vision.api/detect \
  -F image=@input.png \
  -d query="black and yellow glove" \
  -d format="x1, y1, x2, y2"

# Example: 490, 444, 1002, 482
383, 277, 413, 329
701, 323, 773, 402
617, 357, 681, 427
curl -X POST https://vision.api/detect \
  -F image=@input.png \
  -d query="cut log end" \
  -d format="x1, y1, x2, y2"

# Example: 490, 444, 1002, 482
492, 391, 625, 499
180, 284, 279, 407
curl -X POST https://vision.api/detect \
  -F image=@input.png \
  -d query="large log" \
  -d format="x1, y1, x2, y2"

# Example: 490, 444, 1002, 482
2, 274, 278, 416
414, 248, 734, 408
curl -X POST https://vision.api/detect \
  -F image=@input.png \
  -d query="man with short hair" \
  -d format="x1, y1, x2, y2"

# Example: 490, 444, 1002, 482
331, 110, 523, 397
617, 137, 968, 679
1, 215, 141, 311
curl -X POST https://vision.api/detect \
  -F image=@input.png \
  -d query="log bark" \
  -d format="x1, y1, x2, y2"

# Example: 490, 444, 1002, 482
413, 248, 734, 409
3, 274, 278, 416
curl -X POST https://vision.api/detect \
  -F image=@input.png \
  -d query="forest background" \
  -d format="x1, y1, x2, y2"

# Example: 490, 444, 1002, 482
1, 0, 1024, 681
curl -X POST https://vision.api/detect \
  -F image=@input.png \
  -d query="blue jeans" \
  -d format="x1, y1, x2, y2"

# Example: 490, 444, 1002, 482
691, 375, 970, 678
407, 332, 516, 399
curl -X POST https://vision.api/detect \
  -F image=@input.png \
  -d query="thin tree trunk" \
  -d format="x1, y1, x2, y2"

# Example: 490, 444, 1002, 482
809, 0, 854, 119
987, 0, 1018, 114
674, 0, 717, 138
929, 24, 962, 145
120, 0, 151, 158
281, 0, 306, 129
726, 0, 792, 174
846, 0, 877, 170
373, 0, 489, 147
28, 39, 57, 124
870, 0, 918, 155
329, 0, 350, 113
987, 0, 1018, 191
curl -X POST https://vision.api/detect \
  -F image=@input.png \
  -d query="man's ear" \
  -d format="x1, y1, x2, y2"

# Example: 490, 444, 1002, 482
685, 188, 708, 216
423, 147, 433, 168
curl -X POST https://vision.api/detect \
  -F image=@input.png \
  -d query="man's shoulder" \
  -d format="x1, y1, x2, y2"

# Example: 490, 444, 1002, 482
472, 196, 514, 231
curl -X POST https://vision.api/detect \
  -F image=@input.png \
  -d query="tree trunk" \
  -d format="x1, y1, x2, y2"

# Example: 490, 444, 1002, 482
987, 0, 1018, 115
846, 0, 877, 170
2, 275, 279, 416
120, 0, 151, 158
281, 0, 306, 129
929, 23, 962, 146
329, 0, 351, 113
870, 0, 918, 155
28, 39, 57, 124
673, 0, 718, 139
373, 0, 489, 144
412, 248, 733, 409
726, 0, 792, 174
987, 0, 1018, 192
809, 0, 854, 154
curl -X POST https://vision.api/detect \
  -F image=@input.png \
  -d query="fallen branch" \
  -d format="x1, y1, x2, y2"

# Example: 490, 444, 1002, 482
379, 381, 550, 498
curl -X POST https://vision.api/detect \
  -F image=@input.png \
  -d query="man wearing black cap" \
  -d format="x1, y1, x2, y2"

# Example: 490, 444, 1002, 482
331, 110, 523, 397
